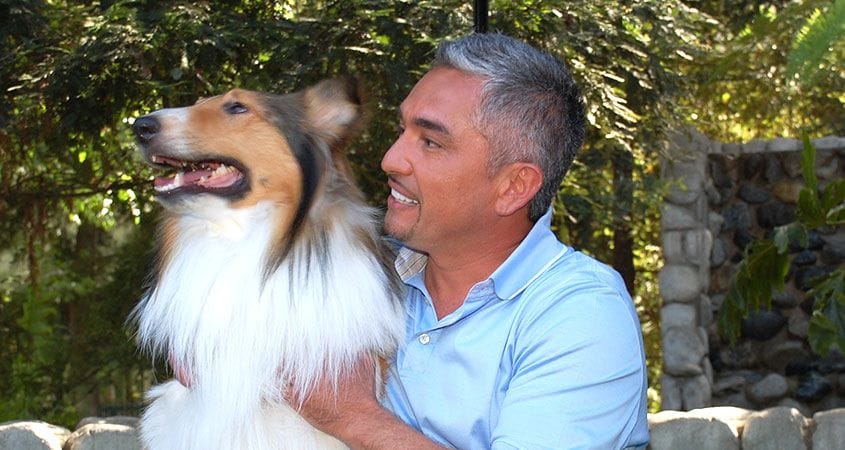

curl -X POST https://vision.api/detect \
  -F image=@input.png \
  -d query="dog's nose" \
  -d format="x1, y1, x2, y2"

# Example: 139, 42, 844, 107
133, 116, 160, 143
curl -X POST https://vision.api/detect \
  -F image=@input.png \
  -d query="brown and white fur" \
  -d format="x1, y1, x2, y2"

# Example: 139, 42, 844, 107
130, 77, 403, 449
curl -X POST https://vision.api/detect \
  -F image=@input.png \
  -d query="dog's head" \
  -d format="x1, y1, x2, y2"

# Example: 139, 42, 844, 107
132, 77, 363, 215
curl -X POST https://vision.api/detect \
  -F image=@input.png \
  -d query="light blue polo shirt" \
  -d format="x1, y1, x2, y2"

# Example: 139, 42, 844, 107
383, 210, 649, 449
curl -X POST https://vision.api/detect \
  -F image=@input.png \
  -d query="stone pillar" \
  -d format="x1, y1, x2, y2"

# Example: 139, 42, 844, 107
659, 128, 715, 410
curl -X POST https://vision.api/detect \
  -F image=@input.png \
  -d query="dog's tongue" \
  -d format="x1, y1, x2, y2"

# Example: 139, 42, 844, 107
154, 166, 242, 192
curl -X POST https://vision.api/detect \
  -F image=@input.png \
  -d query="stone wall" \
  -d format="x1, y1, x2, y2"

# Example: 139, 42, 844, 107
4, 409, 845, 449
659, 130, 845, 413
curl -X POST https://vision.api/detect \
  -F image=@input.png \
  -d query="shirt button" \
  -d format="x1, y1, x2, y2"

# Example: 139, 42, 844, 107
418, 333, 431, 345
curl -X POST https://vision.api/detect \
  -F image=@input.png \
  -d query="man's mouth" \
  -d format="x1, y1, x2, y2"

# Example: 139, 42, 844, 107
149, 154, 247, 196
391, 188, 419, 205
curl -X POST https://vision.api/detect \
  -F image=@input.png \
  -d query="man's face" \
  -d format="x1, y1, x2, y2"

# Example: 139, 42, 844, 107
381, 67, 500, 253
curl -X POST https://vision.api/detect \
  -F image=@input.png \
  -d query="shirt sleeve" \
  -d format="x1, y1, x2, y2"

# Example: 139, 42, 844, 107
490, 271, 648, 450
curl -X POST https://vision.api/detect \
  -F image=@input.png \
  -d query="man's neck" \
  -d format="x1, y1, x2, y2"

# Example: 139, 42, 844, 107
423, 221, 531, 320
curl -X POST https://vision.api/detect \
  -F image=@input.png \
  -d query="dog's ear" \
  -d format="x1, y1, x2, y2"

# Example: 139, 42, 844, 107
302, 76, 364, 147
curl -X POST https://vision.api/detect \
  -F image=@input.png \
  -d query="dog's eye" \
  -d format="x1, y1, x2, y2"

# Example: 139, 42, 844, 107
224, 101, 248, 115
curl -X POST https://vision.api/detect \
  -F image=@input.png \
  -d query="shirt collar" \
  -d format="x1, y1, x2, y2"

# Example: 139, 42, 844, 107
393, 208, 568, 300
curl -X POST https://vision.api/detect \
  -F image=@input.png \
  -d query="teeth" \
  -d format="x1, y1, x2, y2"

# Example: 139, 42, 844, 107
392, 188, 418, 205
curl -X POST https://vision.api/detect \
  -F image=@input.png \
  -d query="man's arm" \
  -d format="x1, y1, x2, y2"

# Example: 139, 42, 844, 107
291, 355, 445, 450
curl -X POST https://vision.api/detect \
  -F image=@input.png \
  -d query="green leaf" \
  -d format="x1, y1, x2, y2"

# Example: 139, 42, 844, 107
801, 135, 818, 192
718, 239, 790, 343
772, 223, 807, 254
807, 269, 845, 355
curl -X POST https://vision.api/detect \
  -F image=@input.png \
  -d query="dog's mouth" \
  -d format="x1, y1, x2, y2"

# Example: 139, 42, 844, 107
149, 154, 248, 197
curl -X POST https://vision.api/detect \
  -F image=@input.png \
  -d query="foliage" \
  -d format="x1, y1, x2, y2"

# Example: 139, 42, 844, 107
718, 137, 845, 354
786, 0, 845, 86
685, 0, 845, 141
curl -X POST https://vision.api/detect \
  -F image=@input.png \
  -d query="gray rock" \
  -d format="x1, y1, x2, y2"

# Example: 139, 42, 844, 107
738, 183, 771, 203
741, 407, 810, 450
792, 250, 817, 266
796, 372, 833, 402
812, 136, 845, 150
662, 231, 684, 264
771, 290, 799, 308
812, 408, 845, 449
710, 238, 727, 267
660, 265, 702, 303
787, 310, 810, 339
721, 203, 751, 232
661, 303, 697, 329
682, 373, 712, 410
707, 211, 725, 239
64, 423, 141, 450
767, 138, 802, 153
723, 143, 742, 154
782, 152, 804, 178
742, 140, 767, 154
710, 158, 734, 189
713, 374, 746, 394
762, 156, 785, 183
746, 373, 789, 404
821, 232, 845, 264
648, 410, 741, 450
0, 421, 70, 450
772, 180, 804, 203
741, 310, 786, 341
665, 160, 705, 205
757, 201, 796, 228
684, 229, 713, 266
660, 375, 682, 411
662, 203, 700, 230
663, 326, 707, 376
763, 340, 807, 372
76, 416, 139, 429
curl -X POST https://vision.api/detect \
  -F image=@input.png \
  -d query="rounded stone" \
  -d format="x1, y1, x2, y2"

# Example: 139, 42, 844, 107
65, 424, 141, 450
792, 250, 817, 266
812, 408, 845, 449
740, 310, 786, 341
662, 203, 700, 230
660, 265, 702, 303
796, 372, 833, 403
772, 180, 803, 203
663, 326, 707, 376
0, 421, 70, 450
763, 340, 808, 372
661, 303, 698, 329
721, 203, 752, 232
763, 156, 786, 183
741, 407, 810, 450
746, 373, 789, 404
787, 310, 810, 339
757, 202, 796, 229
738, 183, 771, 204
682, 374, 712, 410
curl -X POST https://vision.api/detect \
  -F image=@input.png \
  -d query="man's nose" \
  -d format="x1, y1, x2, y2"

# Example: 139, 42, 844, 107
381, 138, 412, 176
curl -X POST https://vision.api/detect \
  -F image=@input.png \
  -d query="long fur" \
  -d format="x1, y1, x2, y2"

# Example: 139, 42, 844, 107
130, 78, 403, 449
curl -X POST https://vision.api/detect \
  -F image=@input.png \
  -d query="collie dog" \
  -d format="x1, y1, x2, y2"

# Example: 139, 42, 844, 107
130, 77, 403, 449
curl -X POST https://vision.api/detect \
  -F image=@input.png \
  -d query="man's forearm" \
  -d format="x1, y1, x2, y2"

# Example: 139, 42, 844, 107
332, 405, 446, 450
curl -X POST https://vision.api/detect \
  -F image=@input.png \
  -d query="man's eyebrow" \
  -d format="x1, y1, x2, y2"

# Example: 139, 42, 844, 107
414, 117, 450, 136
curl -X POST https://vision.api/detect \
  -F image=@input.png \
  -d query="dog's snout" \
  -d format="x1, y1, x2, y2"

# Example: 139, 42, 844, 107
133, 116, 160, 143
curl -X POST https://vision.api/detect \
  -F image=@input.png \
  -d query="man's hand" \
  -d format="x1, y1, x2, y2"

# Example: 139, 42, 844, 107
289, 354, 381, 438
287, 354, 445, 450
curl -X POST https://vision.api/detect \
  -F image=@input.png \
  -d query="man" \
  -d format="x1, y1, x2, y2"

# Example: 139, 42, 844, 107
296, 33, 649, 449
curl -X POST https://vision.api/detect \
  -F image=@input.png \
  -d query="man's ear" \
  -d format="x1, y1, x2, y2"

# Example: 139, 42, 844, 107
494, 163, 543, 217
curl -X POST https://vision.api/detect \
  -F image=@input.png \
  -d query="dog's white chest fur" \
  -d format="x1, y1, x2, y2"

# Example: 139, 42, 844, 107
135, 201, 403, 449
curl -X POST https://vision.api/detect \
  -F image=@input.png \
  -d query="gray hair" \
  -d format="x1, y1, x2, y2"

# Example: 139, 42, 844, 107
433, 33, 586, 222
